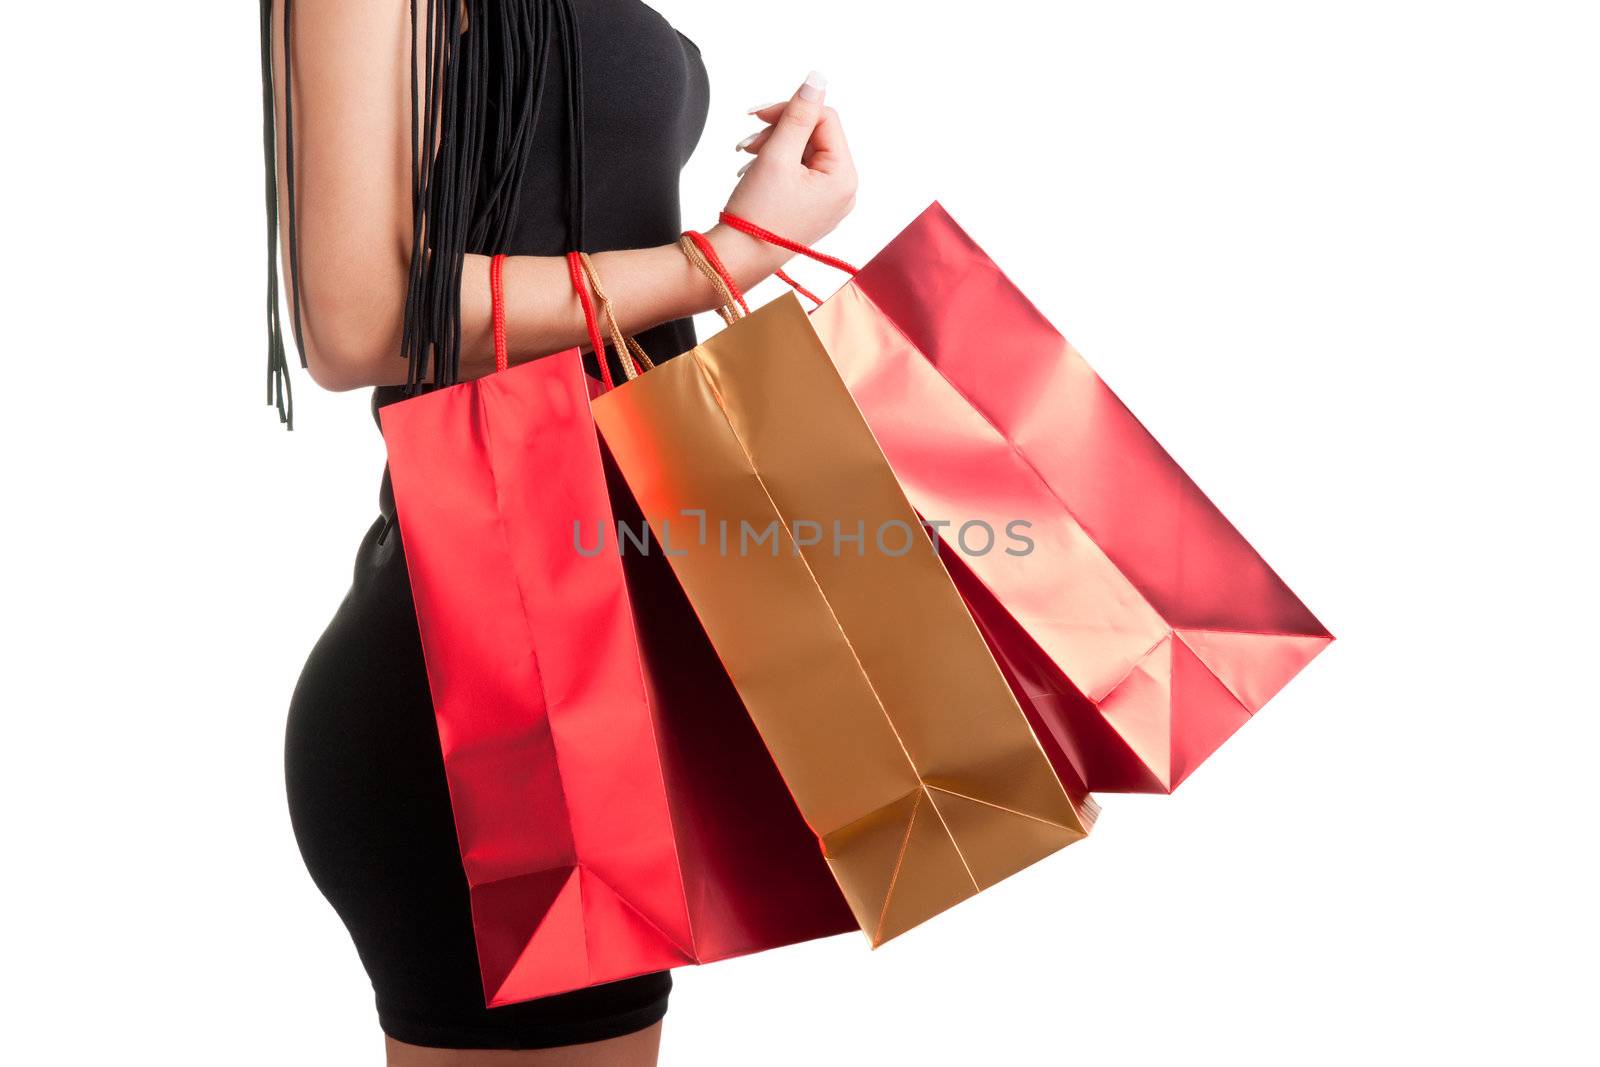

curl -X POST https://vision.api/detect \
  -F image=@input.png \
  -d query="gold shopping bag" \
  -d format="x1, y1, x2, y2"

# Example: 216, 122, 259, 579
591, 277, 1093, 946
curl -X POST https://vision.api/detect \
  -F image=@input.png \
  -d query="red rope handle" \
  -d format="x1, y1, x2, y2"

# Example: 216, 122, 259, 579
719, 211, 860, 276
684, 230, 750, 315
490, 254, 510, 373
567, 251, 613, 391
774, 268, 823, 308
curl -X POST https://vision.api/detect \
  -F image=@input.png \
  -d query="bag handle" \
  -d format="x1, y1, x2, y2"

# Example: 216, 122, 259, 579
562, 251, 654, 389
490, 254, 511, 374
539, 224, 784, 394
565, 252, 613, 389
679, 231, 747, 324
563, 235, 747, 394
575, 253, 654, 384
488, 252, 629, 389
719, 211, 861, 308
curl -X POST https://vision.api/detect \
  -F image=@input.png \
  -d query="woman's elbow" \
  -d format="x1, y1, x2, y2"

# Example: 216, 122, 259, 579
298, 291, 408, 392
304, 346, 395, 392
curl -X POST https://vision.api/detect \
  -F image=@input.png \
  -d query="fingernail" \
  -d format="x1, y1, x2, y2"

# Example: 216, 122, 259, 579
746, 101, 782, 115
798, 70, 828, 102
737, 158, 754, 178
736, 131, 760, 152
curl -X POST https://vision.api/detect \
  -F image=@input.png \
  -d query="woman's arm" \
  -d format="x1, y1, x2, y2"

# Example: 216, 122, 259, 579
271, 0, 854, 392
455, 233, 765, 389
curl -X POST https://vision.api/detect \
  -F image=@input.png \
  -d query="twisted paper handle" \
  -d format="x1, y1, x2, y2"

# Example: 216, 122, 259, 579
577, 253, 654, 383
679, 231, 746, 324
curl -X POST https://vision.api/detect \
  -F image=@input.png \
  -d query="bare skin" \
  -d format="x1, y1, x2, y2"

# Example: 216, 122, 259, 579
269, 3, 856, 1064
384, 1022, 663, 1067
269, 0, 856, 391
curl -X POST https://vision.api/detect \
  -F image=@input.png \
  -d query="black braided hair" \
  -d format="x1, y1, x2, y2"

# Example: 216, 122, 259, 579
260, 0, 587, 427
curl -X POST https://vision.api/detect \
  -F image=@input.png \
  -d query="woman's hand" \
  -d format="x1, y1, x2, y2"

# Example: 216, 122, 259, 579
711, 72, 858, 289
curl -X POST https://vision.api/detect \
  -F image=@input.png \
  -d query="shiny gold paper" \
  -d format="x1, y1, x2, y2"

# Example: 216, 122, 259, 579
593, 294, 1089, 945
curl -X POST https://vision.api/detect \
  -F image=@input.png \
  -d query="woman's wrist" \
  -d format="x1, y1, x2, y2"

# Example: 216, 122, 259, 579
704, 221, 792, 295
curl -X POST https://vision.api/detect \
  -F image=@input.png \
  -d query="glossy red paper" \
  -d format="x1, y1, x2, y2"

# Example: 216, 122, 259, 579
381, 350, 852, 1007
809, 205, 1332, 792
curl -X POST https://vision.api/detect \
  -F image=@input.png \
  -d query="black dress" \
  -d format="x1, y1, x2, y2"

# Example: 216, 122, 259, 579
283, 1, 709, 1050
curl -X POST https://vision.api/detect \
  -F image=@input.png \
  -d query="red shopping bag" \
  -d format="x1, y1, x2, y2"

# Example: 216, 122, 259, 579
381, 332, 852, 1006
728, 205, 1332, 793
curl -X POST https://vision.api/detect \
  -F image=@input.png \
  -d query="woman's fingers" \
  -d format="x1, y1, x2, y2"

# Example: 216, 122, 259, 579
736, 126, 776, 156
746, 101, 788, 124
803, 106, 853, 177
737, 107, 851, 176
742, 80, 825, 149
736, 76, 853, 180
760, 72, 829, 162
733, 73, 857, 184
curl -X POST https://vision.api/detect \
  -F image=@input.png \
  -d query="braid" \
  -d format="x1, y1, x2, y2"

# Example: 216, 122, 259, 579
259, 0, 586, 422
259, 0, 295, 427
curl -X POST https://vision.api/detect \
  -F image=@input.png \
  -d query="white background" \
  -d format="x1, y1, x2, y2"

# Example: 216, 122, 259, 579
2, 1, 1597, 1063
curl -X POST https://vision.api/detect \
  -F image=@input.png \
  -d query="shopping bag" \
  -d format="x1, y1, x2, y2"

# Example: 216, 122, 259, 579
731, 203, 1333, 793
381, 342, 852, 1007
589, 268, 1092, 947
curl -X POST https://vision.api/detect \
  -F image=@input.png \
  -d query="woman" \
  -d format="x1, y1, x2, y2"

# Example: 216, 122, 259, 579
261, 1, 857, 1063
